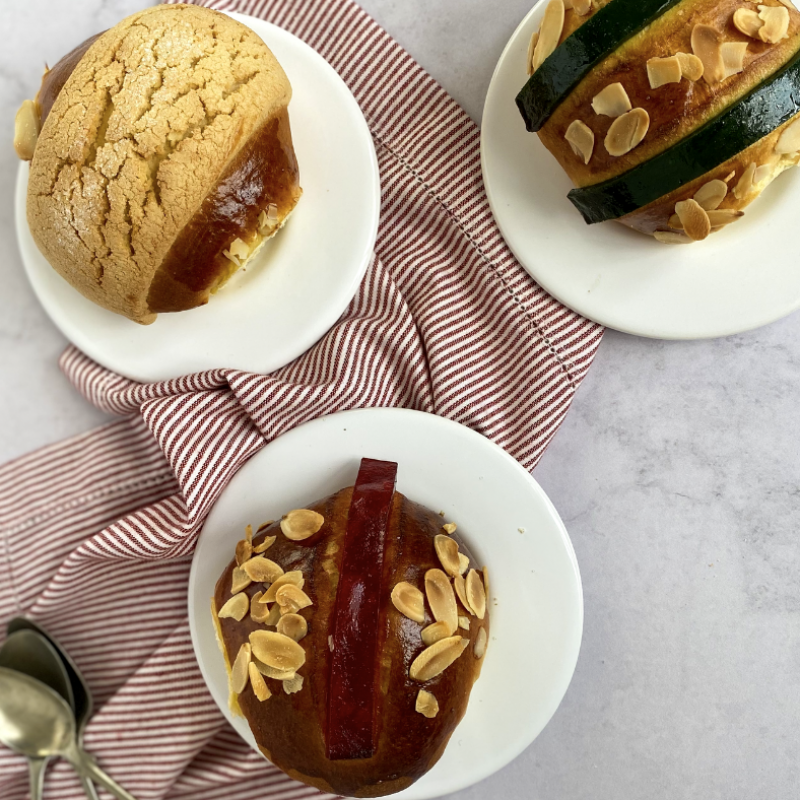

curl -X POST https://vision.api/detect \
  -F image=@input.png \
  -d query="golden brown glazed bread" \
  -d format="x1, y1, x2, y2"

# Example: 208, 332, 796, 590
526, 0, 800, 243
212, 488, 489, 798
24, 5, 301, 323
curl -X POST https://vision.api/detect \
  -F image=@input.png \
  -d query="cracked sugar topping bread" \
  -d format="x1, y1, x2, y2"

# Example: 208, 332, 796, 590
18, 4, 301, 324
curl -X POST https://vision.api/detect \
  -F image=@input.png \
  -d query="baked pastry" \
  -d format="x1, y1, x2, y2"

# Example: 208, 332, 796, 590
15, 4, 301, 323
516, 0, 800, 243
211, 458, 490, 797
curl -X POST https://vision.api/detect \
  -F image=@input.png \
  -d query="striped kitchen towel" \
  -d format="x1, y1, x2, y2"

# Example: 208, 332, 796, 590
0, 0, 603, 798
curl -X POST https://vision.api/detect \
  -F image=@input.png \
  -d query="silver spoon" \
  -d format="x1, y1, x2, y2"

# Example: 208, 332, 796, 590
0, 630, 75, 800
0, 667, 138, 800
6, 618, 99, 800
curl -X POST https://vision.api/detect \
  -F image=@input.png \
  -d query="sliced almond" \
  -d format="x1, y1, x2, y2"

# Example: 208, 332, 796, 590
235, 538, 253, 566
458, 615, 470, 630
454, 573, 475, 615
242, 556, 284, 584
693, 179, 728, 211
391, 581, 426, 624
646, 56, 682, 89
532, 0, 566, 72
458, 553, 470, 575
434, 534, 462, 578
778, 0, 797, 9
264, 602, 282, 627
253, 657, 296, 681
249, 630, 306, 672
675, 199, 711, 241
231, 643, 251, 695
758, 5, 790, 42
572, 0, 592, 14
248, 662, 271, 701
218, 592, 249, 621
283, 674, 304, 694
250, 591, 273, 624
14, 99, 40, 161
421, 620, 453, 646
527, 31, 540, 76
720, 41, 748, 79
723, 171, 736, 183
260, 571, 305, 603
676, 52, 704, 82
754, 163, 774, 184
707, 208, 744, 227
483, 566, 490, 600
280, 509, 324, 541
604, 108, 649, 157
245, 524, 253, 543
565, 120, 595, 165
654, 230, 693, 245
276, 584, 313, 615
734, 161, 757, 199
591, 82, 632, 117
253, 535, 277, 554
465, 569, 487, 620
691, 24, 725, 84
231, 567, 252, 594
276, 613, 308, 642
776, 117, 800, 154
425, 568, 458, 634
733, 8, 764, 38
442, 523, 457, 535
223, 237, 250, 267
409, 636, 469, 682
474, 627, 488, 660
416, 689, 440, 718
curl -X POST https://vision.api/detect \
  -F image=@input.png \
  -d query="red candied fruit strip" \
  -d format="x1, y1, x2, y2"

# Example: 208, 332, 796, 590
326, 457, 398, 760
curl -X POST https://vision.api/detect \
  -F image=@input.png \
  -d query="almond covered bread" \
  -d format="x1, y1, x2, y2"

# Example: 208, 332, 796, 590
18, 4, 301, 323
212, 459, 490, 797
517, 0, 800, 243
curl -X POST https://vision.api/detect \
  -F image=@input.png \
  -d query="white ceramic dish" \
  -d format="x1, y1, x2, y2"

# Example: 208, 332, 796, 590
481, 0, 800, 340
188, 408, 583, 800
15, 13, 380, 381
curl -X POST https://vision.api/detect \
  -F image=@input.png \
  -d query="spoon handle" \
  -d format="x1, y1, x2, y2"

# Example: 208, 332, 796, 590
27, 757, 47, 800
80, 770, 101, 800
67, 747, 139, 800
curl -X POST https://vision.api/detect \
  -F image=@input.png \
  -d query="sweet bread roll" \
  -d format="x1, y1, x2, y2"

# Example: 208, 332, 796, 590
17, 5, 301, 323
517, 0, 800, 243
211, 459, 490, 797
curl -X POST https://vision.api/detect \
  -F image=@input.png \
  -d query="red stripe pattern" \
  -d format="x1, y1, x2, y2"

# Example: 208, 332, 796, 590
0, 0, 603, 797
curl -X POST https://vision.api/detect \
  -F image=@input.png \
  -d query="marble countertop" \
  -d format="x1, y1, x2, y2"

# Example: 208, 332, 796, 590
2, 2, 799, 799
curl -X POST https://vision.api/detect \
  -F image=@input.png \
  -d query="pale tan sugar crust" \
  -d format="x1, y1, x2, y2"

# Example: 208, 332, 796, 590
27, 4, 291, 323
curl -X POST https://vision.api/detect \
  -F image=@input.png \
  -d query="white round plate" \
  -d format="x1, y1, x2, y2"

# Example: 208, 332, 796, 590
15, 13, 380, 381
481, 0, 800, 339
189, 408, 583, 800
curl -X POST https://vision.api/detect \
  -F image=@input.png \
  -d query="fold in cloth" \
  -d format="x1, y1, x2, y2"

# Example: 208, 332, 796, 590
0, 0, 603, 797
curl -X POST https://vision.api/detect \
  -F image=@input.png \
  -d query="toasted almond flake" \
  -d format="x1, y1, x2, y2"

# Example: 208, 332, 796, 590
231, 567, 252, 594
693, 179, 728, 211
243, 556, 284, 583
753, 164, 773, 184
264, 602, 282, 627
328, 635, 334, 651
277, 613, 308, 642
245, 525, 253, 543
720, 41, 748, 79
591, 82, 632, 117
646, 56, 682, 89
276, 584, 312, 615
778, 0, 797, 8
251, 591, 273, 623
409, 636, 469, 682
668, 213, 683, 229
675, 199, 711, 241
231, 644, 252, 694
425, 568, 458, 634
527, 31, 540, 76
454, 573, 475, 615
707, 208, 744, 227
258, 520, 275, 530
391, 581, 426, 624
692, 24, 725, 84
280, 509, 324, 541
474, 627, 488, 659
434, 534, 462, 578
572, 0, 592, 14
676, 52, 704, 82
235, 538, 253, 566
253, 535, 276, 554
442, 523, 457, 535
758, 5, 790, 42
283, 674, 304, 694
249, 663, 271, 701
654, 230, 693, 244
416, 689, 440, 718
421, 620, 453, 646
249, 630, 306, 672
458, 553, 470, 575
218, 592, 249, 621
604, 108, 649, 157
483, 566, 490, 600
260, 571, 305, 603
733, 8, 764, 38
533, 0, 566, 72
565, 120, 595, 165
734, 161, 757, 199
723, 171, 736, 183
458, 615, 470, 630
14, 100, 40, 161
465, 569, 487, 620
253, 657, 296, 680
776, 117, 800, 154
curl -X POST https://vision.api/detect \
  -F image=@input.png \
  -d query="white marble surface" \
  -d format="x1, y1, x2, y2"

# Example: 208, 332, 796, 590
2, 2, 800, 799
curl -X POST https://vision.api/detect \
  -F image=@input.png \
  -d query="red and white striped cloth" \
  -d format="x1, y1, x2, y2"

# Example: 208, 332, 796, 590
0, 0, 603, 797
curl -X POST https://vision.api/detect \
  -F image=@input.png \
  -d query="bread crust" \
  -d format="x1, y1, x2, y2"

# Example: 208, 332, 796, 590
213, 489, 489, 798
27, 4, 295, 323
